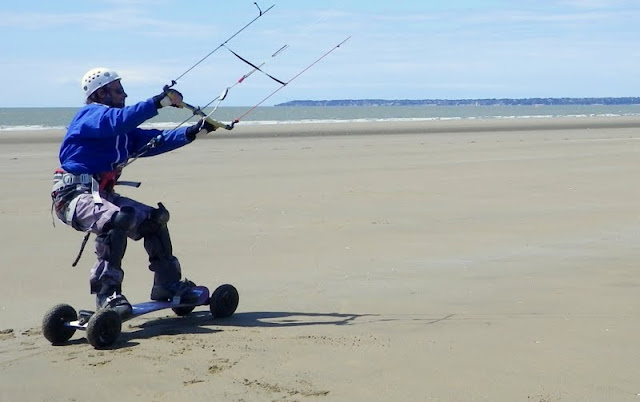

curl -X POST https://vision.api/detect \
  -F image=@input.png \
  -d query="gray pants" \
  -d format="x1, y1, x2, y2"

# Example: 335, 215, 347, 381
70, 192, 154, 292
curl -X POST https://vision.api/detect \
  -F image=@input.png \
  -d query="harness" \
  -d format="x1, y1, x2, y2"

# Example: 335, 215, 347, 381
51, 169, 97, 226
51, 169, 142, 215
51, 168, 141, 266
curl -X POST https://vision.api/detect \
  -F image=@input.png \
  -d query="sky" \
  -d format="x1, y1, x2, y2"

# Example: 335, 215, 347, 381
1, 0, 639, 107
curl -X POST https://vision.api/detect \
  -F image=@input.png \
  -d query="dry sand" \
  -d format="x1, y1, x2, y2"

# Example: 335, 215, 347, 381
1, 117, 640, 401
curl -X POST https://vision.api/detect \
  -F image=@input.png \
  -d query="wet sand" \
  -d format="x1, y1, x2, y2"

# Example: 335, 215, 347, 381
1, 117, 640, 401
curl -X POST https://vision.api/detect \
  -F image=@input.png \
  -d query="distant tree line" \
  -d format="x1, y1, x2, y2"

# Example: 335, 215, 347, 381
276, 98, 640, 107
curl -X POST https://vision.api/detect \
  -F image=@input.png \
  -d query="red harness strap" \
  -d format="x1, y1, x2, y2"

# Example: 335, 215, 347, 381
97, 169, 121, 192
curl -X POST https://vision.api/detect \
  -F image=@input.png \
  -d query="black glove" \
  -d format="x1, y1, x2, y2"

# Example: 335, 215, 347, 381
152, 88, 183, 109
185, 119, 216, 142
202, 120, 216, 132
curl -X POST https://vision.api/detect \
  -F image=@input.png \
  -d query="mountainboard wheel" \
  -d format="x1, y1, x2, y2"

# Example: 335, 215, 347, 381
172, 305, 196, 316
209, 284, 239, 318
86, 309, 122, 349
42, 304, 78, 344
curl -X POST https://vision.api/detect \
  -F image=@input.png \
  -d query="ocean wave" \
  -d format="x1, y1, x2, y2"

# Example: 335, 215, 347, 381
0, 124, 68, 132
1, 112, 638, 132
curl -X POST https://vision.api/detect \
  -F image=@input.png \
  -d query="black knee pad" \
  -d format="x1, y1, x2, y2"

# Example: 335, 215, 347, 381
139, 203, 170, 237
111, 206, 136, 232
151, 202, 170, 225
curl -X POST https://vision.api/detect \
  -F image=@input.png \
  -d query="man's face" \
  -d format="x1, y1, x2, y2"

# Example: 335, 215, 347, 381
101, 80, 127, 108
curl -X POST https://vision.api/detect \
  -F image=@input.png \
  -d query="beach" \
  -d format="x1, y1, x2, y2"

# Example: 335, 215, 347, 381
1, 116, 640, 401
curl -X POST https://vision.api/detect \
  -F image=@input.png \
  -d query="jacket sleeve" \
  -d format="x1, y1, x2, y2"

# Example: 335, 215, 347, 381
130, 125, 192, 157
76, 98, 160, 138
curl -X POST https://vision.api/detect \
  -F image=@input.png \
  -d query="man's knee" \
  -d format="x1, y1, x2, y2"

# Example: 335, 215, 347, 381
139, 202, 170, 236
110, 206, 136, 232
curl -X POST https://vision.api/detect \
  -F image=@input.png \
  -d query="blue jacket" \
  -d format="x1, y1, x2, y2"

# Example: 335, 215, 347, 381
59, 98, 191, 174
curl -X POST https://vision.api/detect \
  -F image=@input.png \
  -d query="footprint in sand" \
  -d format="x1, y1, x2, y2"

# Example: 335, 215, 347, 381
0, 329, 15, 340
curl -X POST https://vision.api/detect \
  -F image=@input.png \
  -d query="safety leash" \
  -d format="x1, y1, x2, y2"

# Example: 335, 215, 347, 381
72, 232, 91, 267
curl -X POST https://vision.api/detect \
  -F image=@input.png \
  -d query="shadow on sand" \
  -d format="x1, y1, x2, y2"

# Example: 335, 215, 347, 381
94, 310, 375, 348
58, 310, 372, 350
213, 311, 376, 328
133, 310, 374, 330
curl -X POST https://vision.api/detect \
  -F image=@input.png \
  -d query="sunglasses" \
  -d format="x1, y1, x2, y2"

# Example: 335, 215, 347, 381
108, 87, 126, 95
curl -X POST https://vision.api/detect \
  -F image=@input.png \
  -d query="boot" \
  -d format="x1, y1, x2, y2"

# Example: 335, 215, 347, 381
151, 278, 199, 304
95, 284, 132, 318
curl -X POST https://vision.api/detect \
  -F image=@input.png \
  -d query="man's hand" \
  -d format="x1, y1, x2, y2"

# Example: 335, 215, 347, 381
185, 118, 217, 142
153, 89, 184, 109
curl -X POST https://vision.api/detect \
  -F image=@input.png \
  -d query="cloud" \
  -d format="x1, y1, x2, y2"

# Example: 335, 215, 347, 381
2, 1, 639, 106
0, 7, 220, 39
103, 0, 169, 5
559, 0, 638, 8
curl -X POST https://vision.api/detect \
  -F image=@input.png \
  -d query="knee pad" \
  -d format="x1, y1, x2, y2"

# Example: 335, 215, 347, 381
111, 206, 136, 232
152, 202, 170, 225
138, 203, 170, 237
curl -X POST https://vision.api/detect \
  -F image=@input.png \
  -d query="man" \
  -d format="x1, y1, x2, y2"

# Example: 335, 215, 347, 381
52, 67, 215, 315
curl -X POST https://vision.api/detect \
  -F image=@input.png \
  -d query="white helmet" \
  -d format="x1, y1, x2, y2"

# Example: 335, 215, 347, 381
81, 67, 121, 98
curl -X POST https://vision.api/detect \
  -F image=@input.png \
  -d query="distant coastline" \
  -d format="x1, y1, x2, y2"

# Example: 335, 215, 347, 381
276, 97, 640, 107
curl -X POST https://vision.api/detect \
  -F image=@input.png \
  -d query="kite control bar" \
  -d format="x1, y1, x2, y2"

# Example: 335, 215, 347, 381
179, 100, 236, 131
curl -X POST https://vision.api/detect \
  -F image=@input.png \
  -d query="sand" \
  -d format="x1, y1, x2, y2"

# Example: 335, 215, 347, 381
1, 116, 640, 401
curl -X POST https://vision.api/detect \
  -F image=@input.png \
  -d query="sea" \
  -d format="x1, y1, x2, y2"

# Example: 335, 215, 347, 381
1, 104, 640, 132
